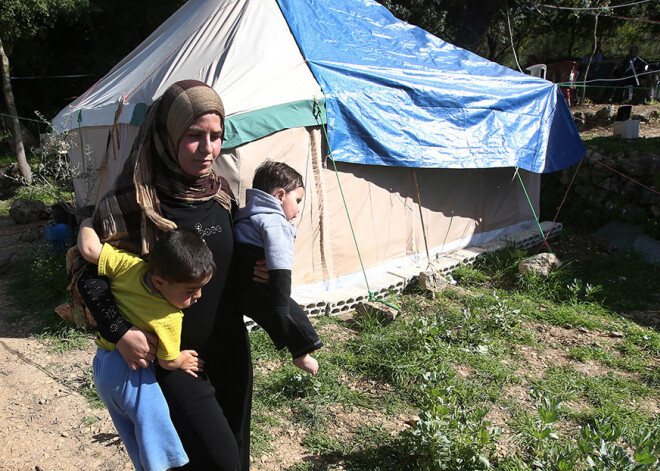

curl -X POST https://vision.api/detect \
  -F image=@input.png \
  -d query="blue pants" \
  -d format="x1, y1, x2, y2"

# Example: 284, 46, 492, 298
93, 348, 189, 471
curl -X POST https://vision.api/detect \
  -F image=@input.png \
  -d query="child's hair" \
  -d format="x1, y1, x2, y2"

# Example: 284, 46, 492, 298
149, 227, 216, 283
252, 161, 304, 195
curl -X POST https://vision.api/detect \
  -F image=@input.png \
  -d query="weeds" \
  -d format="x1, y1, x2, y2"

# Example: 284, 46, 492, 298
248, 239, 660, 468
400, 367, 500, 470
37, 324, 91, 353
3, 205, 659, 469
8, 247, 68, 311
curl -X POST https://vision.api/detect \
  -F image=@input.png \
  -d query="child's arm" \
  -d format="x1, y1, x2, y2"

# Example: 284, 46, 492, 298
77, 218, 103, 265
158, 350, 204, 378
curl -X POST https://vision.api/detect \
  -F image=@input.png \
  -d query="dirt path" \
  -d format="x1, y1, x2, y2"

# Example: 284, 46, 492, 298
0, 217, 132, 470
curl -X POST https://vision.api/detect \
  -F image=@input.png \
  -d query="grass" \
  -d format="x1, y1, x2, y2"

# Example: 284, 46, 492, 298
246, 242, 660, 469
7, 246, 68, 313
3, 208, 659, 468
0, 148, 76, 215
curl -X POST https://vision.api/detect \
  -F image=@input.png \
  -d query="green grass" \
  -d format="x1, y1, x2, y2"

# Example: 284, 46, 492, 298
4, 207, 659, 468
37, 324, 91, 353
7, 247, 68, 312
248, 241, 660, 469
0, 149, 76, 215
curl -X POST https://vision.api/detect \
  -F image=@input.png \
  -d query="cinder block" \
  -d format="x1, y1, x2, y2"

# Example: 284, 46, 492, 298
613, 120, 639, 139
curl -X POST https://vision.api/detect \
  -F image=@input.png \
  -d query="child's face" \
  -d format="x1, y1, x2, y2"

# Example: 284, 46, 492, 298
276, 186, 305, 222
153, 274, 213, 309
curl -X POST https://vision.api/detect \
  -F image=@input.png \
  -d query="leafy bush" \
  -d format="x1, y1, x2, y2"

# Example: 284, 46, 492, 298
400, 368, 499, 470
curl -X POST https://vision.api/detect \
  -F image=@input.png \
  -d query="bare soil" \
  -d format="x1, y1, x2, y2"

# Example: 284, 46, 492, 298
0, 105, 658, 470
571, 102, 660, 138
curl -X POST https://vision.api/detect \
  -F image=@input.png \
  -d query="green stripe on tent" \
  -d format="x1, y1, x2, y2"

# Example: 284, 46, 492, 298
128, 98, 326, 149
130, 103, 148, 126
223, 98, 326, 149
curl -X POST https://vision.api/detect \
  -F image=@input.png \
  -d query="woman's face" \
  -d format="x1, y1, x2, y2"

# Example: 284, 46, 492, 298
177, 113, 223, 178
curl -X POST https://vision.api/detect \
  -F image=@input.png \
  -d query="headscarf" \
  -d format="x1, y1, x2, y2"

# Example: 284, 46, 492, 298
91, 80, 233, 255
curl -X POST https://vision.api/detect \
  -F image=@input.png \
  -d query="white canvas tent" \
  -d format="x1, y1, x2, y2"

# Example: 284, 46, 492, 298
53, 0, 584, 314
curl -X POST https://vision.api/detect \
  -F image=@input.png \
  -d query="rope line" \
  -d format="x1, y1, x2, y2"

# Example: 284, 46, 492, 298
535, 0, 655, 11
77, 111, 85, 173
3, 73, 98, 80
585, 154, 660, 195
312, 99, 400, 313
0, 112, 46, 124
535, 157, 585, 255
558, 83, 659, 90
515, 167, 550, 250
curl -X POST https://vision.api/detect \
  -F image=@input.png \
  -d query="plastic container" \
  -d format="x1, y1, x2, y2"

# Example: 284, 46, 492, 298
44, 223, 72, 253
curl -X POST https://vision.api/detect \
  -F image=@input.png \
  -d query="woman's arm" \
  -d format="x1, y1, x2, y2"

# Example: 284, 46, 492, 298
76, 256, 158, 370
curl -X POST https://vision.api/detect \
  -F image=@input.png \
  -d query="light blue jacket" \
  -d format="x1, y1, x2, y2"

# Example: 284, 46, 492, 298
234, 188, 296, 271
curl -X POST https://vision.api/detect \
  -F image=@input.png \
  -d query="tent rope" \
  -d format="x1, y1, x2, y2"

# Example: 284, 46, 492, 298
312, 99, 400, 313
586, 154, 660, 195
0, 112, 45, 124
535, 157, 584, 255
515, 167, 552, 252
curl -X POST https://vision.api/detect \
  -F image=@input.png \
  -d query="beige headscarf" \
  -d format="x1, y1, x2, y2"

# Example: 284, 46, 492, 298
92, 80, 233, 255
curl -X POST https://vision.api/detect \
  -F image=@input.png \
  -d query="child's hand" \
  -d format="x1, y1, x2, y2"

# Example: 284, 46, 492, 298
293, 353, 319, 375
179, 350, 204, 377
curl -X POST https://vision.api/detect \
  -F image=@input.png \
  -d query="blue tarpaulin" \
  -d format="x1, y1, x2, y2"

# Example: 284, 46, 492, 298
278, 0, 584, 173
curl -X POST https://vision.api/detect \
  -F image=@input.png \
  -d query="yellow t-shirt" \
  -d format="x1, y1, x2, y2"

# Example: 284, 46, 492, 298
95, 244, 183, 361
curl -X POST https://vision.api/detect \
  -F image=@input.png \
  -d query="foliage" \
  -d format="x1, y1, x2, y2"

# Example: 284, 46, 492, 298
400, 367, 500, 470
383, 0, 660, 68
4, 0, 186, 122
7, 246, 69, 311
583, 136, 660, 157
248, 237, 660, 468
0, 0, 90, 45
38, 323, 91, 353
511, 389, 660, 470
578, 419, 660, 470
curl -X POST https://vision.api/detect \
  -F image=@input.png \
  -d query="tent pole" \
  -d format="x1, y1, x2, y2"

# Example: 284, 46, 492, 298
412, 169, 432, 268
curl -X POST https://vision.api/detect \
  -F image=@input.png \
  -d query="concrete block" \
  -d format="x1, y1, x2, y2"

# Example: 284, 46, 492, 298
613, 120, 639, 139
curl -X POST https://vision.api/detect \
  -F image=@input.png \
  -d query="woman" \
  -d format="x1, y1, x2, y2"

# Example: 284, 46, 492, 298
76, 80, 251, 470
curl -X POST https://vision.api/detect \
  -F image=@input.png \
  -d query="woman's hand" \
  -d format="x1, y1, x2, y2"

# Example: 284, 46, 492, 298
253, 259, 270, 284
116, 327, 158, 370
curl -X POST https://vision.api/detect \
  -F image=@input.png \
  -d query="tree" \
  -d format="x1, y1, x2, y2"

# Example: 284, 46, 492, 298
453, 0, 508, 54
1, 37, 31, 183
0, 0, 90, 183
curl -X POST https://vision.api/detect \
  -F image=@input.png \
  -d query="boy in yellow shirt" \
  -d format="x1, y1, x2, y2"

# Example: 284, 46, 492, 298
78, 222, 215, 471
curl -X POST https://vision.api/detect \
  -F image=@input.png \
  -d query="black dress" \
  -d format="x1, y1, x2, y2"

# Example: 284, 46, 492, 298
78, 195, 252, 471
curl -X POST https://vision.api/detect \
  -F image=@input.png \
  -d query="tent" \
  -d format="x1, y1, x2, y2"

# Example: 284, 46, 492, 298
53, 0, 584, 314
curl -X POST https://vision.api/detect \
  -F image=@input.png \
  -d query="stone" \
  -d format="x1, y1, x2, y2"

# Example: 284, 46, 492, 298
355, 301, 399, 325
417, 268, 450, 294
518, 253, 562, 278
595, 105, 614, 123
9, 198, 49, 224
54, 303, 74, 324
